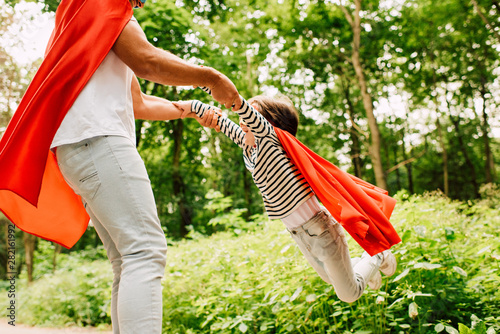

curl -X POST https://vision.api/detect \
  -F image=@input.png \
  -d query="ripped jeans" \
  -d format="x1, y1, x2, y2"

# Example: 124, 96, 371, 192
288, 209, 380, 303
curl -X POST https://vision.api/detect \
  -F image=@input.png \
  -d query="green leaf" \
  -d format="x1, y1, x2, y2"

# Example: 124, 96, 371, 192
306, 294, 317, 303
401, 229, 412, 243
392, 268, 410, 282
458, 323, 473, 334
290, 286, 302, 302
414, 262, 442, 270
408, 302, 418, 319
453, 266, 467, 277
239, 323, 248, 333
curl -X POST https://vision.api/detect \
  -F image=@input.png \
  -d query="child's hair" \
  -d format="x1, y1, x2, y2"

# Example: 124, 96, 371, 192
248, 95, 299, 136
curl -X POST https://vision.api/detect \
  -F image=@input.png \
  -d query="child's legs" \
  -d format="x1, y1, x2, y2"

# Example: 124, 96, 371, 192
289, 211, 378, 303
289, 231, 332, 284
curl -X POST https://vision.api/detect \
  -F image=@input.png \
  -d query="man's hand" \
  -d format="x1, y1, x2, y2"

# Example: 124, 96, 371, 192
172, 101, 193, 119
208, 72, 243, 111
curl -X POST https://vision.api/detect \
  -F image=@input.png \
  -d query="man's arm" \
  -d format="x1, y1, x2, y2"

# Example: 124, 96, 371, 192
132, 76, 182, 120
131, 77, 219, 130
114, 20, 242, 110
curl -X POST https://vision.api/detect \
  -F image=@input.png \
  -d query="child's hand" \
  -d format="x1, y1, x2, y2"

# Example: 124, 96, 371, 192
198, 105, 221, 132
173, 101, 221, 132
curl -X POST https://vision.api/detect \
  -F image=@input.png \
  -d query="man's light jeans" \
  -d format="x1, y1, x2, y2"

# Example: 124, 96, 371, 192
288, 210, 381, 303
57, 135, 167, 334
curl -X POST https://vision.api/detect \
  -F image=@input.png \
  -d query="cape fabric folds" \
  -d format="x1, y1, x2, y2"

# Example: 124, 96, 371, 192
0, 0, 133, 248
274, 127, 401, 256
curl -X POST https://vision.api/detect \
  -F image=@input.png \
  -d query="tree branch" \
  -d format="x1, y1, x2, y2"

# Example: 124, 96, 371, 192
386, 150, 426, 174
339, 4, 354, 28
470, 0, 500, 43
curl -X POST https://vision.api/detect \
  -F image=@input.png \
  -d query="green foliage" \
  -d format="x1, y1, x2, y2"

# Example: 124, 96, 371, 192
203, 190, 248, 233
3, 193, 499, 333
31, 239, 108, 280
5, 260, 113, 327
2, 0, 500, 330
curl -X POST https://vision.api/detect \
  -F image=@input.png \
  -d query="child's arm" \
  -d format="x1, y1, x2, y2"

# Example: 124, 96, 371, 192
233, 98, 274, 139
199, 88, 273, 139
176, 100, 247, 149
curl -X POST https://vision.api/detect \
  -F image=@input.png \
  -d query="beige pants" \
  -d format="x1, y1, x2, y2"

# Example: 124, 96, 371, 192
288, 209, 381, 303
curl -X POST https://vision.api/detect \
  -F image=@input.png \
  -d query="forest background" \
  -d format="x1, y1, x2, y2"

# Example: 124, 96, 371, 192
0, 0, 499, 333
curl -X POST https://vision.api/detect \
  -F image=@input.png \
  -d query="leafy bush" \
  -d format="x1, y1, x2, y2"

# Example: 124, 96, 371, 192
31, 239, 108, 281
10, 260, 113, 327
158, 191, 499, 333
1, 193, 499, 333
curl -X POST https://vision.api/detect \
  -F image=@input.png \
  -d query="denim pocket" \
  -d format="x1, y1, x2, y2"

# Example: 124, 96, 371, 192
58, 142, 101, 200
78, 170, 101, 200
307, 221, 341, 260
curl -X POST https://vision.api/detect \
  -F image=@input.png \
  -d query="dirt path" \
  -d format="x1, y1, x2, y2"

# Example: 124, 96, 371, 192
0, 319, 112, 333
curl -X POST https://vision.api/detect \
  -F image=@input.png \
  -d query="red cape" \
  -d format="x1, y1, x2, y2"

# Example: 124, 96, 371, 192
274, 127, 401, 256
0, 0, 133, 248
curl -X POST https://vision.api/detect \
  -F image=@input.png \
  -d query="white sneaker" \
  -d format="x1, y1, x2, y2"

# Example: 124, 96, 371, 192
359, 252, 383, 290
379, 250, 397, 277
367, 270, 382, 290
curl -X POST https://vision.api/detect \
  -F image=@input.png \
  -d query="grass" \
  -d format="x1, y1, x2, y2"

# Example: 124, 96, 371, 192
1, 191, 499, 333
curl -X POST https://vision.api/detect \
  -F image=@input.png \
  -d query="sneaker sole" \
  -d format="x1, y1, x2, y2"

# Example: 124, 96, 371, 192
379, 250, 397, 277
367, 271, 382, 290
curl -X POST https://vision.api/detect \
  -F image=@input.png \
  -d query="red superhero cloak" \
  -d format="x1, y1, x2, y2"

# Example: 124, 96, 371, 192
0, 0, 133, 248
274, 127, 401, 256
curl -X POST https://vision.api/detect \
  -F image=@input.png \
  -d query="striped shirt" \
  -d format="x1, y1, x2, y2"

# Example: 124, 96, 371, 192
192, 99, 314, 219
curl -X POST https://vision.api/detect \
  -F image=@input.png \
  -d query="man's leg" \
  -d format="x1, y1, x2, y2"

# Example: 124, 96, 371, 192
57, 136, 167, 334
85, 207, 122, 334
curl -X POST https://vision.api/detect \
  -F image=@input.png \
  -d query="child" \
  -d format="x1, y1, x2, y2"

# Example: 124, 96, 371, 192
175, 93, 400, 303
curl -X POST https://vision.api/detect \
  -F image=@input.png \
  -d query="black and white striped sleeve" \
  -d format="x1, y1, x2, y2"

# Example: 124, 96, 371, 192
235, 99, 273, 139
191, 100, 247, 149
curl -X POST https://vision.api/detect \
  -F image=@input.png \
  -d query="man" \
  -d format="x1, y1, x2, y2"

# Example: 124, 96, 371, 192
0, 0, 241, 332
54, 0, 242, 332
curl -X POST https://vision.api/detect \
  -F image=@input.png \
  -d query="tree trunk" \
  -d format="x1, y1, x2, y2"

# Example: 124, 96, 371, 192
405, 148, 414, 194
342, 0, 387, 189
341, 78, 363, 178
52, 244, 62, 273
400, 120, 414, 194
172, 118, 191, 236
479, 77, 496, 183
23, 232, 36, 283
242, 166, 253, 220
431, 56, 449, 196
448, 113, 480, 198
436, 117, 449, 196
393, 143, 401, 190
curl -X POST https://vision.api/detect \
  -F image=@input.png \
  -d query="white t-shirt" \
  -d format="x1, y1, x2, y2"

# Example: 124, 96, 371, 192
51, 18, 136, 148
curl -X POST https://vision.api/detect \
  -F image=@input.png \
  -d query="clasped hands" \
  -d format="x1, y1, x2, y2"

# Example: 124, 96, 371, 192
173, 101, 222, 132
